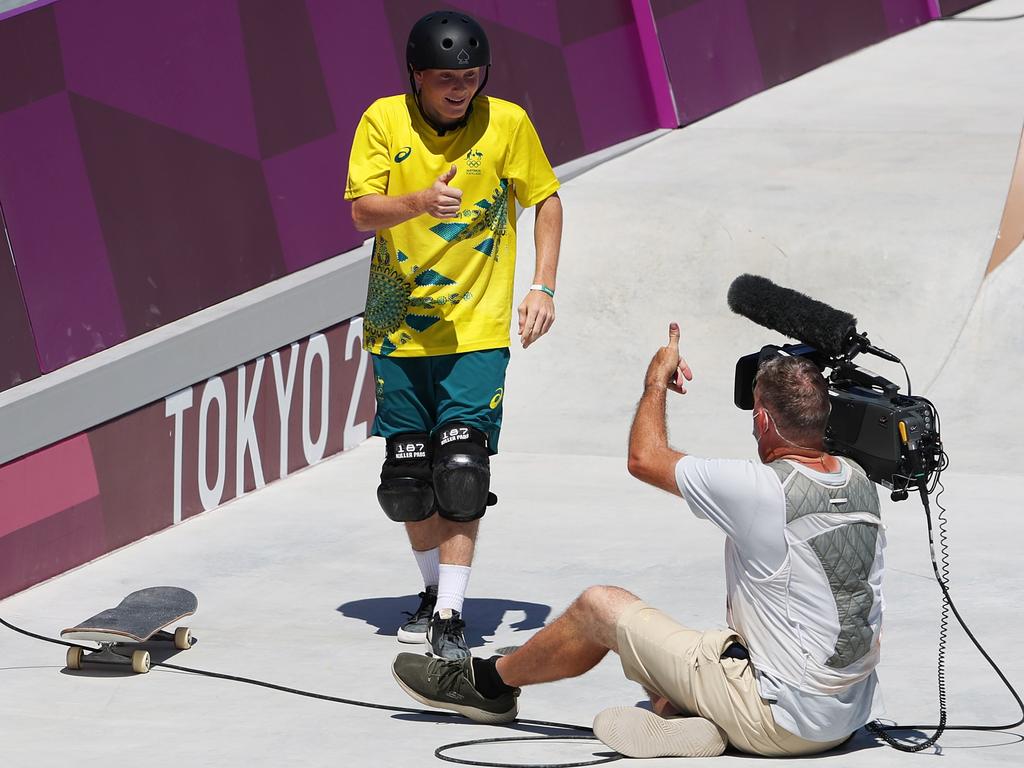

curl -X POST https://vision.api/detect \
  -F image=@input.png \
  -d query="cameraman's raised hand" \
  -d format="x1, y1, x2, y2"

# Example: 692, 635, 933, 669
644, 322, 692, 394
420, 164, 463, 219
630, 322, 690, 495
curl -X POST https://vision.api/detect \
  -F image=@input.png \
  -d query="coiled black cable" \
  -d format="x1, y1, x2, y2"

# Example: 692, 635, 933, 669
433, 735, 618, 767
866, 472, 1024, 751
867, 483, 949, 751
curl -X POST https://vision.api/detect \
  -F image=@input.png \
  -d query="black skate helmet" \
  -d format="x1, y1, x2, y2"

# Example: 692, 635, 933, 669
406, 10, 491, 96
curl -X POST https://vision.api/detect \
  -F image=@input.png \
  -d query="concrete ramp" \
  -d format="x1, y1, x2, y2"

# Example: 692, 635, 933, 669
930, 249, 1024, 475
927, 124, 1024, 475
503, 12, 1024, 471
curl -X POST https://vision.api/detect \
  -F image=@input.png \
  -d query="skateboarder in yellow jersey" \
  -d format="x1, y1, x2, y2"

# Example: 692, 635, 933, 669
345, 11, 563, 660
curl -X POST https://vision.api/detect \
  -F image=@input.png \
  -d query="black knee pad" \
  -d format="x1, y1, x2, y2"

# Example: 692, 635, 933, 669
377, 433, 436, 523
432, 423, 491, 522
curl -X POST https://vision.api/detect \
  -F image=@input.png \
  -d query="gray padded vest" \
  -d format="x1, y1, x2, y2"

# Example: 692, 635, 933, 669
768, 460, 881, 669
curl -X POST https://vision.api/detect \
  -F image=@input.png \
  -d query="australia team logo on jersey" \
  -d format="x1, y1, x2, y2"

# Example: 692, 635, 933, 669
465, 148, 483, 175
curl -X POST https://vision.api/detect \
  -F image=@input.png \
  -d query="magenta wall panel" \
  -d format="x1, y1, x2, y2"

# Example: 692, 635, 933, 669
0, 0, 659, 391
0, 4, 63, 112
56, 0, 261, 158
69, 91, 286, 336
746, 1, 890, 89
938, 0, 989, 14
0, 435, 98, 540
564, 19, 661, 152
0, 433, 104, 597
0, 316, 375, 598
0, 497, 108, 599
883, 0, 936, 33
0, 93, 127, 369
0, 209, 40, 389
263, 134, 353, 274
237, 0, 336, 159
653, 0, 765, 125
651, 0, 934, 125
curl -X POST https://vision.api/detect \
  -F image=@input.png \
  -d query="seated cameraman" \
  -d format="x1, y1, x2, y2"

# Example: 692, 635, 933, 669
392, 323, 885, 758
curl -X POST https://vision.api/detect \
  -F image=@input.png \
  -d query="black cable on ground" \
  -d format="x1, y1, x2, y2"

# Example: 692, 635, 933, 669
154, 659, 616, 768
0, 615, 81, 647
434, 735, 618, 768
0, 615, 616, 768
150, 660, 584, 726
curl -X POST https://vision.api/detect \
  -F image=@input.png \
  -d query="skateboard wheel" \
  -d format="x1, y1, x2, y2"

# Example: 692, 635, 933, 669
173, 626, 192, 650
66, 646, 84, 670
131, 649, 151, 674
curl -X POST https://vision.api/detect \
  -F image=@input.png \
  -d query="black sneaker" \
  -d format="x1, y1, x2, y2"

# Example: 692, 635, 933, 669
426, 608, 470, 660
398, 586, 437, 644
392, 652, 519, 723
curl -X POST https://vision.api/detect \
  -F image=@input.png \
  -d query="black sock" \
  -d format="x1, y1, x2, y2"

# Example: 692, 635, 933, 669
472, 656, 514, 699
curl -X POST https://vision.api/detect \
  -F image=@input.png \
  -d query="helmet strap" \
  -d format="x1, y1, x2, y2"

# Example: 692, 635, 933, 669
408, 65, 487, 137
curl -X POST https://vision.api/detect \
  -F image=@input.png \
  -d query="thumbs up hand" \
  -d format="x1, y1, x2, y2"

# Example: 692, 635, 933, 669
644, 322, 693, 394
419, 164, 463, 219
438, 164, 457, 185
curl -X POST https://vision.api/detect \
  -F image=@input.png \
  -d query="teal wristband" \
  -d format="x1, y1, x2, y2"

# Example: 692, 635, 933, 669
530, 283, 555, 298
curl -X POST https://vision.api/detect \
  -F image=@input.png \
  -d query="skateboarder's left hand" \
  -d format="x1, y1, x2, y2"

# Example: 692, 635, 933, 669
518, 290, 555, 349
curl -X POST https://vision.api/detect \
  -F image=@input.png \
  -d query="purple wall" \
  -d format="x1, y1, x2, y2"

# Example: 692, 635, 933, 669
0, 0, 961, 396
0, 0, 659, 392
651, 0, 935, 125
938, 0, 990, 14
1, 0, 982, 399
0, 205, 40, 390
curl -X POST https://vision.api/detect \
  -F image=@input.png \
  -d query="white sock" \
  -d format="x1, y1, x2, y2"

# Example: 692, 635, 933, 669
413, 547, 440, 588
436, 564, 471, 615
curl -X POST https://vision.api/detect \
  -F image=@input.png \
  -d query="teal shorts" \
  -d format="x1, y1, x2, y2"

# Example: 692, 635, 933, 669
371, 348, 510, 453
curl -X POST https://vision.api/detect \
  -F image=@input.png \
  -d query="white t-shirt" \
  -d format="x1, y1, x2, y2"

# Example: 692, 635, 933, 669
675, 455, 882, 742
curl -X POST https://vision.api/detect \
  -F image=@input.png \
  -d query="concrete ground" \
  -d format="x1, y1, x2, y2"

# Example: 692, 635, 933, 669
2, 2, 1023, 766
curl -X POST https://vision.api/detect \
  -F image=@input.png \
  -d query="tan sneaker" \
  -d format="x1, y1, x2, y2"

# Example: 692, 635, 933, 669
593, 706, 727, 758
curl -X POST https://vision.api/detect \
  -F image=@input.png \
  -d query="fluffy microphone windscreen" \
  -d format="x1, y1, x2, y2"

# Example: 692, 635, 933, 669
727, 274, 856, 357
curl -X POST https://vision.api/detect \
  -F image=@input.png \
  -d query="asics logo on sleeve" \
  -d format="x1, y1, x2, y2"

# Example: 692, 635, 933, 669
394, 146, 412, 163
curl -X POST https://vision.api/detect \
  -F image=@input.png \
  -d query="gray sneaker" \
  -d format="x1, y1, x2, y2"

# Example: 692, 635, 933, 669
391, 652, 519, 723
398, 586, 437, 644
426, 608, 470, 660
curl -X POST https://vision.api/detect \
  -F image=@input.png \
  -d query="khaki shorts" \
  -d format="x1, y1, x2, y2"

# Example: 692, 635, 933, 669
616, 601, 850, 757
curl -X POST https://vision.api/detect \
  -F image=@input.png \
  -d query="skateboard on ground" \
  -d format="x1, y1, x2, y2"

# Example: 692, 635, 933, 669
61, 586, 198, 674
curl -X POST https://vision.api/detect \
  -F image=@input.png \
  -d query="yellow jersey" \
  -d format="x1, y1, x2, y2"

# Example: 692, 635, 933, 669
345, 94, 559, 356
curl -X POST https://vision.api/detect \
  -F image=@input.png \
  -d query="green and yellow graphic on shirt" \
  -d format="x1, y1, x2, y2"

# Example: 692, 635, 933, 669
346, 94, 559, 357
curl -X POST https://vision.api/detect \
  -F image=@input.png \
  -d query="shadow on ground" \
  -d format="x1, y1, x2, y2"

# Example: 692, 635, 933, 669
337, 595, 551, 648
